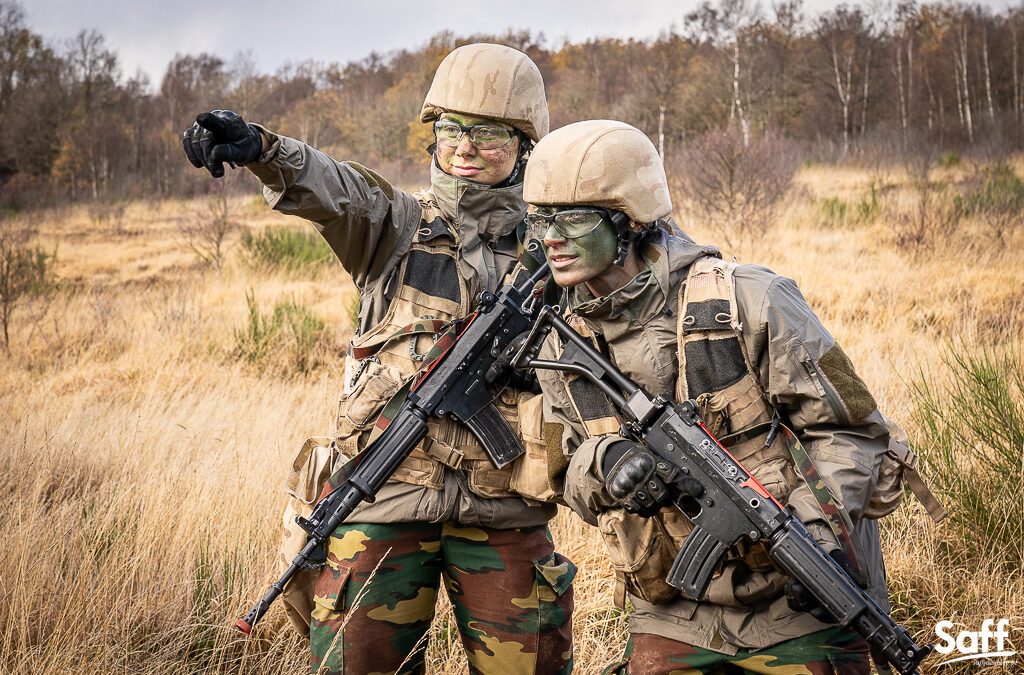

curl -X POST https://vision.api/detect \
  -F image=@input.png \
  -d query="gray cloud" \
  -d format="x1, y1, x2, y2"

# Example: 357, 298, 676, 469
23, 0, 1016, 87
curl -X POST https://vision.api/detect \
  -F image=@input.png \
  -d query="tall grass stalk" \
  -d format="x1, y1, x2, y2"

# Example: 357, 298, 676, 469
3, 182, 1024, 673
241, 227, 334, 274
913, 341, 1024, 570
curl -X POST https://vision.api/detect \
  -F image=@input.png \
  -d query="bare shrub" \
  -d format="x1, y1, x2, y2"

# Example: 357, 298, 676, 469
141, 279, 203, 334
888, 151, 961, 251
673, 127, 798, 249
889, 180, 961, 251
87, 200, 127, 234
0, 218, 56, 354
179, 188, 238, 271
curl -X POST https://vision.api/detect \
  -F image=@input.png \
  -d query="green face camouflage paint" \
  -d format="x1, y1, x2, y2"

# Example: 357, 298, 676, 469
538, 206, 620, 291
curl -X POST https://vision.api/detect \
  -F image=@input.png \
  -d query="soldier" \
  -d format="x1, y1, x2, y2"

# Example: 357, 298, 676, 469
182, 44, 574, 675
522, 119, 892, 675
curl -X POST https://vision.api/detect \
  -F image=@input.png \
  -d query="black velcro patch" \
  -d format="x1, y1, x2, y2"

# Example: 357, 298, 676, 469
403, 249, 461, 303
684, 299, 731, 331
416, 215, 453, 242
685, 336, 747, 398
567, 377, 617, 422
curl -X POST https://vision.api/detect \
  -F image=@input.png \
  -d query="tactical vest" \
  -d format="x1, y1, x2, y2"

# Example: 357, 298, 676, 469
562, 257, 851, 608
563, 256, 943, 607
333, 189, 526, 499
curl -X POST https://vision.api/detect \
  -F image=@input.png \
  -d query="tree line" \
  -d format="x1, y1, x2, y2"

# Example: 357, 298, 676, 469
2, 0, 1024, 209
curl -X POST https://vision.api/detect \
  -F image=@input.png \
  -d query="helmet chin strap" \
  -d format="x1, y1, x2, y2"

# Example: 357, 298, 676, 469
492, 134, 532, 188
610, 211, 639, 266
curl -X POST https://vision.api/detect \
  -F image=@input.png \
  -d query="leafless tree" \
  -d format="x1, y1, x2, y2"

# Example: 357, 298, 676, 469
676, 125, 798, 249
178, 181, 239, 271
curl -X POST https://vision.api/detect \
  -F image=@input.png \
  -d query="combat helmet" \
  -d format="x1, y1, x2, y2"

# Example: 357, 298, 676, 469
524, 120, 671, 262
523, 119, 671, 222
420, 43, 549, 142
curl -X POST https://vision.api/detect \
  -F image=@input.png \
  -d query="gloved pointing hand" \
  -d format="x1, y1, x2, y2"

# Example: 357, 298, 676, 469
182, 110, 263, 178
784, 548, 867, 622
602, 441, 704, 517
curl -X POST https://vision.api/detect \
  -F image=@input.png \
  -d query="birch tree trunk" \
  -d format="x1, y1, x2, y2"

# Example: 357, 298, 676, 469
907, 35, 914, 130
861, 45, 871, 137
658, 104, 666, 158
896, 43, 908, 146
1013, 23, 1022, 140
831, 39, 853, 156
957, 21, 975, 142
982, 28, 995, 121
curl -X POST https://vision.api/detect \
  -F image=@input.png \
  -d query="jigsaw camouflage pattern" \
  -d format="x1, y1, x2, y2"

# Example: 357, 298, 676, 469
523, 119, 671, 224
420, 43, 549, 141
605, 628, 870, 675
309, 522, 575, 675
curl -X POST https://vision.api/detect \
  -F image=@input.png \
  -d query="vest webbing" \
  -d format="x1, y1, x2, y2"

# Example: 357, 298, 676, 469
679, 257, 861, 566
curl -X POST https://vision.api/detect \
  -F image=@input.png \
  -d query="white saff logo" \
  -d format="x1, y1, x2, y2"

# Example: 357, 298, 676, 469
934, 619, 1016, 666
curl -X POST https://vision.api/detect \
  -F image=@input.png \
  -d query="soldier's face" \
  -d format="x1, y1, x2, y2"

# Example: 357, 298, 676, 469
539, 206, 620, 290
434, 113, 519, 185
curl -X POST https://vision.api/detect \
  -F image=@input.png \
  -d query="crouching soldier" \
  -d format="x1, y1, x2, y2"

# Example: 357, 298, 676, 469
522, 119, 898, 675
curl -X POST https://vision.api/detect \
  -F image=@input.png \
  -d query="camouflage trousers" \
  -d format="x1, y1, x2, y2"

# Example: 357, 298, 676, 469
309, 521, 575, 675
605, 627, 870, 675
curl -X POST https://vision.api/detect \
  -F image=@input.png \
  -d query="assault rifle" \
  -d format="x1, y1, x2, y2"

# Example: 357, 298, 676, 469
511, 305, 932, 675
236, 263, 550, 635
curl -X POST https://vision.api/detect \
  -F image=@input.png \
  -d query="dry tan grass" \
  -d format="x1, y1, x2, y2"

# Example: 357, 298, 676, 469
1, 163, 1022, 674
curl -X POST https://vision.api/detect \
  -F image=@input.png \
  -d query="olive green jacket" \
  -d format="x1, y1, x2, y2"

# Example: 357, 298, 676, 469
538, 230, 889, 652
248, 129, 554, 529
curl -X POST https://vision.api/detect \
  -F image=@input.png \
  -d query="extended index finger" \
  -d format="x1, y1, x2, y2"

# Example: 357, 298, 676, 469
195, 110, 231, 137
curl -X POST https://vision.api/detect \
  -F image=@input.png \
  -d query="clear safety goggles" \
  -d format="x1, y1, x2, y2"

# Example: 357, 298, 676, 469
433, 120, 515, 151
525, 208, 613, 242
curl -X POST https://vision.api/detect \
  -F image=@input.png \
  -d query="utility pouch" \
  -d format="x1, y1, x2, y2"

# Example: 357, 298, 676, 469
864, 414, 947, 522
597, 508, 681, 607
510, 392, 560, 502
278, 436, 340, 637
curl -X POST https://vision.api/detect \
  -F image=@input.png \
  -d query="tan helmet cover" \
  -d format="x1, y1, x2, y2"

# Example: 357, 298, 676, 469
420, 43, 549, 142
523, 120, 672, 223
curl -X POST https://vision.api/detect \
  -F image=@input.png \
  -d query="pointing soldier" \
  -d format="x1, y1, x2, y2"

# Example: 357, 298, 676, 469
183, 44, 574, 675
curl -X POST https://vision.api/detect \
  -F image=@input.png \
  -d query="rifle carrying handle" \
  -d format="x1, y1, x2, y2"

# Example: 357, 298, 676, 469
667, 524, 729, 600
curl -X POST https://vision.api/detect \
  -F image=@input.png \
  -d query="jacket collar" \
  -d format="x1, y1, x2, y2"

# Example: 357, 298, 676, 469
430, 159, 526, 290
570, 228, 721, 325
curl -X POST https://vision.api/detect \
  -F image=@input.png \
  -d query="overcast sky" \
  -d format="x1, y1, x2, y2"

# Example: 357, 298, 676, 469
24, 0, 1018, 88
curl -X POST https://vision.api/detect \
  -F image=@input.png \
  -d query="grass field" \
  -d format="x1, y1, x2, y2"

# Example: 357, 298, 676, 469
1, 160, 1022, 674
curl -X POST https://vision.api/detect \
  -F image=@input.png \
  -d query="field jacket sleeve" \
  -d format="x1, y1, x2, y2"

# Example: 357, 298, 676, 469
535, 341, 621, 526
737, 267, 888, 551
246, 127, 420, 291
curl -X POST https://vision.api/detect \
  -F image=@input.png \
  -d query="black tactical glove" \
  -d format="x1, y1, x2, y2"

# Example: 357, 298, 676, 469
601, 441, 704, 517
784, 548, 867, 622
182, 110, 263, 178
